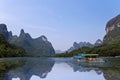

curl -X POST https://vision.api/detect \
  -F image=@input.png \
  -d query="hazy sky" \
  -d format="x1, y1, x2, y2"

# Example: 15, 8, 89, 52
0, 0, 120, 51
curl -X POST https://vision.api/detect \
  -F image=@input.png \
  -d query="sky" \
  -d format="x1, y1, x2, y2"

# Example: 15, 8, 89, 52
0, 0, 120, 51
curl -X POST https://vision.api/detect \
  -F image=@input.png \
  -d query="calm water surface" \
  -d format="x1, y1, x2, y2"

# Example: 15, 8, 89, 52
0, 57, 120, 80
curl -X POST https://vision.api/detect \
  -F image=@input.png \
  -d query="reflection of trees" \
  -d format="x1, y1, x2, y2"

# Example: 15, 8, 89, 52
66, 61, 102, 75
101, 67, 120, 80
0, 60, 24, 80
100, 58, 120, 80
66, 59, 120, 80
2, 58, 55, 80
1, 58, 120, 80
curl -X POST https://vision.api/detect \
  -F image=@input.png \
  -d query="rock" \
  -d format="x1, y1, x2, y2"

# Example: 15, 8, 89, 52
19, 29, 32, 40
40, 35, 48, 42
106, 14, 120, 33
8, 31, 13, 39
94, 39, 102, 46
0, 23, 55, 57
73, 42, 80, 49
0, 24, 11, 40
9, 29, 55, 57
104, 14, 120, 43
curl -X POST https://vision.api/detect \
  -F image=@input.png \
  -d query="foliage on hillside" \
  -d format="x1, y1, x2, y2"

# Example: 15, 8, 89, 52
104, 27, 120, 43
55, 47, 91, 57
0, 60, 24, 80
55, 37, 120, 57
0, 34, 26, 57
9, 31, 55, 57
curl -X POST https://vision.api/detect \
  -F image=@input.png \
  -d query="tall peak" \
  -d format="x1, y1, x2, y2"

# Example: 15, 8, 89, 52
0, 24, 7, 31
19, 29, 32, 40
19, 29, 25, 38
0, 24, 10, 40
19, 29, 25, 37
106, 14, 120, 33
20, 29, 25, 34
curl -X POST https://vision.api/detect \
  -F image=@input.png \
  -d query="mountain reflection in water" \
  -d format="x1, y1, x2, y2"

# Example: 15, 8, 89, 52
0, 58, 120, 80
2, 58, 55, 80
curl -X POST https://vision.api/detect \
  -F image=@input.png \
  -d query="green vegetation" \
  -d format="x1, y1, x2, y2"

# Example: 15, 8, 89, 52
9, 30, 55, 57
55, 37, 120, 57
55, 27, 120, 57
0, 34, 26, 57
84, 54, 99, 56
55, 47, 91, 57
0, 60, 24, 80
55, 43, 120, 57
102, 67, 120, 80
104, 27, 120, 43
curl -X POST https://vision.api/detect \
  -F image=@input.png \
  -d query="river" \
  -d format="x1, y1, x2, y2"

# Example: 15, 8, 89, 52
0, 57, 120, 80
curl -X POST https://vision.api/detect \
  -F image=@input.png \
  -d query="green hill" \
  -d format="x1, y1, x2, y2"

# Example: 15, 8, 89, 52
0, 24, 55, 57
0, 34, 26, 57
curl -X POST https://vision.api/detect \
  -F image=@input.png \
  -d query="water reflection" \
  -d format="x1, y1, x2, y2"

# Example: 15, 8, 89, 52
2, 58, 55, 80
0, 59, 24, 80
102, 67, 120, 80
66, 58, 120, 80
101, 58, 120, 80
66, 62, 103, 75
0, 58, 120, 80
12, 78, 20, 80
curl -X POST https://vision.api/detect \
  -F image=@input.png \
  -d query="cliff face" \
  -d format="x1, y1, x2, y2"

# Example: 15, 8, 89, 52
0, 24, 55, 57
106, 15, 120, 33
10, 29, 55, 57
0, 24, 12, 40
94, 39, 102, 46
104, 15, 120, 43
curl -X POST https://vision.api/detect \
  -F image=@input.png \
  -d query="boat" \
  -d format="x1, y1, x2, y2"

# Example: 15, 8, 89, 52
73, 53, 104, 62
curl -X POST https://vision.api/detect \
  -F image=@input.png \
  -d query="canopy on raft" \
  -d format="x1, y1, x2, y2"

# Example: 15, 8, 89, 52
77, 53, 99, 57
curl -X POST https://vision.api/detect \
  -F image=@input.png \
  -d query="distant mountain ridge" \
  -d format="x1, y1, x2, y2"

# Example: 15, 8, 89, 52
68, 39, 102, 52
68, 42, 94, 52
0, 24, 55, 57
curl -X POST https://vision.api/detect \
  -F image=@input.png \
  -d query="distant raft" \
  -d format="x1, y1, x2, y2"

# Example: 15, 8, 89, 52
73, 53, 104, 62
